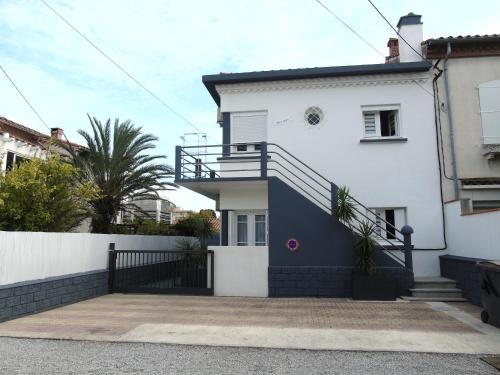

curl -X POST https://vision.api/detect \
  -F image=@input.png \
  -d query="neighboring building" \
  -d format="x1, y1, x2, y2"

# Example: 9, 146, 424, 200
170, 208, 195, 224
421, 34, 500, 212
121, 198, 176, 224
176, 14, 444, 298
0, 116, 81, 173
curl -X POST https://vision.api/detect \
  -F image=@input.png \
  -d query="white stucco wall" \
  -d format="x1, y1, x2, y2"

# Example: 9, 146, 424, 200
217, 72, 444, 249
219, 184, 268, 210
210, 245, 268, 297
0, 134, 46, 172
0, 232, 193, 286
445, 201, 500, 260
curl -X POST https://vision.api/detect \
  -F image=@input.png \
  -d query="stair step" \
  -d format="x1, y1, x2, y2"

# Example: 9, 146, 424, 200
401, 296, 468, 302
410, 288, 463, 299
414, 277, 456, 289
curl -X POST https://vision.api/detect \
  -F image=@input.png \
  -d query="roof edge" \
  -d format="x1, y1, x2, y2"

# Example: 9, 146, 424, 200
203, 61, 432, 105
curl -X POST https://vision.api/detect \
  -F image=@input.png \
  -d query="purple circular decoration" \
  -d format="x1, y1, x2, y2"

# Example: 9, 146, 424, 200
287, 238, 299, 252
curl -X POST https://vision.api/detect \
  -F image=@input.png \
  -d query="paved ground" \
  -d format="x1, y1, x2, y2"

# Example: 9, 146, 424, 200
0, 337, 498, 374
0, 294, 499, 354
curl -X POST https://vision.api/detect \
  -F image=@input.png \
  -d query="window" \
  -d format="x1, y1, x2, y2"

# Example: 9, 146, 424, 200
255, 215, 266, 246
254, 143, 262, 151
304, 107, 324, 126
371, 208, 406, 240
231, 112, 267, 153
232, 211, 267, 246
362, 107, 400, 138
237, 215, 248, 246
5, 152, 28, 171
478, 80, 500, 144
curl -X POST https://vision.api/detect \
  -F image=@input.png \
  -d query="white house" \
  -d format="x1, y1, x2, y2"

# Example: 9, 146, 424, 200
176, 14, 446, 298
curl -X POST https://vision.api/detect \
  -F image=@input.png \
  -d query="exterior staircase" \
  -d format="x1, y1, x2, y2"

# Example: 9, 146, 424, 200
401, 277, 468, 302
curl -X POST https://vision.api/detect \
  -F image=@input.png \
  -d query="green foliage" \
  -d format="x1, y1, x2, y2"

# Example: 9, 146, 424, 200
354, 221, 377, 275
336, 185, 357, 226
0, 154, 99, 232
66, 115, 174, 233
176, 237, 200, 251
173, 211, 217, 251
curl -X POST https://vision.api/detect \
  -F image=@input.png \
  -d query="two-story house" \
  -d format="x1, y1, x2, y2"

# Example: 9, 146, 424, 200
175, 14, 445, 298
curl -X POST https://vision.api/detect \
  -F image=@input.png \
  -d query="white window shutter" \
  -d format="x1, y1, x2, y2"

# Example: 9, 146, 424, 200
231, 113, 267, 143
363, 112, 377, 137
479, 80, 500, 144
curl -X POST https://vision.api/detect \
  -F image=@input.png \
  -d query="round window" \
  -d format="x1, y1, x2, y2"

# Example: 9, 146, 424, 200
304, 107, 323, 126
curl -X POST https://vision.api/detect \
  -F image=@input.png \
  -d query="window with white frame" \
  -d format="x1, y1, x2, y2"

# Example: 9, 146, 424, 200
362, 105, 400, 138
369, 207, 406, 240
230, 112, 267, 153
232, 211, 268, 246
478, 80, 500, 144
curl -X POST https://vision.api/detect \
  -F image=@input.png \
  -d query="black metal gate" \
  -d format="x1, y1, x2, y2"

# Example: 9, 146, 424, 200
108, 249, 214, 295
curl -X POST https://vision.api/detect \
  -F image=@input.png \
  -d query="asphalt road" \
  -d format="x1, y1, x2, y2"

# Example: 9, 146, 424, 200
0, 337, 496, 374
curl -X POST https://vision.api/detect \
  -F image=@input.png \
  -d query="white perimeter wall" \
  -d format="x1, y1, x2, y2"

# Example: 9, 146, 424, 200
445, 201, 500, 260
218, 73, 444, 249
0, 231, 193, 286
210, 246, 268, 297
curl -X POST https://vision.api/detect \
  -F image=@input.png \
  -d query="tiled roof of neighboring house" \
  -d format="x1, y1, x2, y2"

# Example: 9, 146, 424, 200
202, 61, 432, 105
209, 216, 221, 233
0, 116, 47, 141
423, 34, 500, 59
0, 116, 84, 150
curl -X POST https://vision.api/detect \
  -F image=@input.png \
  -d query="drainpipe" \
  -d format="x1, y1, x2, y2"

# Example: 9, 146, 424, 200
443, 42, 460, 199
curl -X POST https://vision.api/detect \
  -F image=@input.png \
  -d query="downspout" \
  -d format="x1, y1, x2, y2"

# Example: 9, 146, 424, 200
443, 42, 460, 199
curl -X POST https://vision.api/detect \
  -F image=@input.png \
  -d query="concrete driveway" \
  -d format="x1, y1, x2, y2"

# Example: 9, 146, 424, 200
0, 294, 498, 354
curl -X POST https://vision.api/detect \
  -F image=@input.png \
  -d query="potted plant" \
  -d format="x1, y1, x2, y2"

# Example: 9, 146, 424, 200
351, 222, 396, 300
337, 186, 396, 300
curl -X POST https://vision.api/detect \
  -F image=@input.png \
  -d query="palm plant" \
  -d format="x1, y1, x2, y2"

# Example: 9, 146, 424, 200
66, 116, 174, 233
354, 221, 377, 275
336, 185, 357, 227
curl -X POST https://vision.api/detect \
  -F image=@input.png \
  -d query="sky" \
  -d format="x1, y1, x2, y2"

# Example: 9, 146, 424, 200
1, 0, 499, 211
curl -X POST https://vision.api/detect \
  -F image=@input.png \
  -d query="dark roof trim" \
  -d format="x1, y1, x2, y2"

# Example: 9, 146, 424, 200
397, 13, 422, 28
203, 61, 432, 105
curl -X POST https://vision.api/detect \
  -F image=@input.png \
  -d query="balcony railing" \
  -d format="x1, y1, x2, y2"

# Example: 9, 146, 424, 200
175, 142, 414, 273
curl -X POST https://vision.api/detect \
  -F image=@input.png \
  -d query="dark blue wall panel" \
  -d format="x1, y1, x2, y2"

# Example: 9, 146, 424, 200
267, 177, 355, 267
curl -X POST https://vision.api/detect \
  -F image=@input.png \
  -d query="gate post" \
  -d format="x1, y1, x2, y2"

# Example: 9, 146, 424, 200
108, 243, 116, 293
209, 250, 215, 296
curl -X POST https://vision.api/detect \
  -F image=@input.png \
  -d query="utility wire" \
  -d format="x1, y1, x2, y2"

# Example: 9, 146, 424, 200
40, 0, 215, 141
315, 0, 433, 98
0, 62, 51, 131
366, 0, 429, 63
315, 0, 385, 58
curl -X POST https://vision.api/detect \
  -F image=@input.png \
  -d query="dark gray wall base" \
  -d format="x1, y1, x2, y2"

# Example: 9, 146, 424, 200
0, 270, 108, 322
269, 266, 412, 297
440, 255, 483, 306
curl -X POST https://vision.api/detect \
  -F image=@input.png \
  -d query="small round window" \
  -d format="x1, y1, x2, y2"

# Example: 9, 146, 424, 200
304, 107, 323, 126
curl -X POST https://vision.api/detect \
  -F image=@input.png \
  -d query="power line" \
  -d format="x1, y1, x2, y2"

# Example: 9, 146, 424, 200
40, 0, 215, 140
315, 0, 385, 58
366, 0, 429, 63
315, 0, 433, 98
0, 62, 51, 131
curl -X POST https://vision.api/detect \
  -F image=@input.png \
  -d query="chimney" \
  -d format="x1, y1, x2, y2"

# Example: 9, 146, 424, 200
396, 13, 423, 63
50, 127, 64, 140
385, 38, 399, 63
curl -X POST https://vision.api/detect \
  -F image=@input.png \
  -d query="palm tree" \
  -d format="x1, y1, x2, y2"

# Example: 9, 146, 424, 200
67, 115, 174, 233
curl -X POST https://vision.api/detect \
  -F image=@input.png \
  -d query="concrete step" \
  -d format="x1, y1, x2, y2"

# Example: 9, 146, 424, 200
410, 288, 463, 299
401, 296, 468, 302
414, 277, 456, 289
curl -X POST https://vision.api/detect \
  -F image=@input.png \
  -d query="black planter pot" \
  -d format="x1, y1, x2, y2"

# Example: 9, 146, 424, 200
352, 272, 397, 301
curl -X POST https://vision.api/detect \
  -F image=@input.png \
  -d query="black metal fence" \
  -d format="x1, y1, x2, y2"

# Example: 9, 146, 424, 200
108, 249, 214, 295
